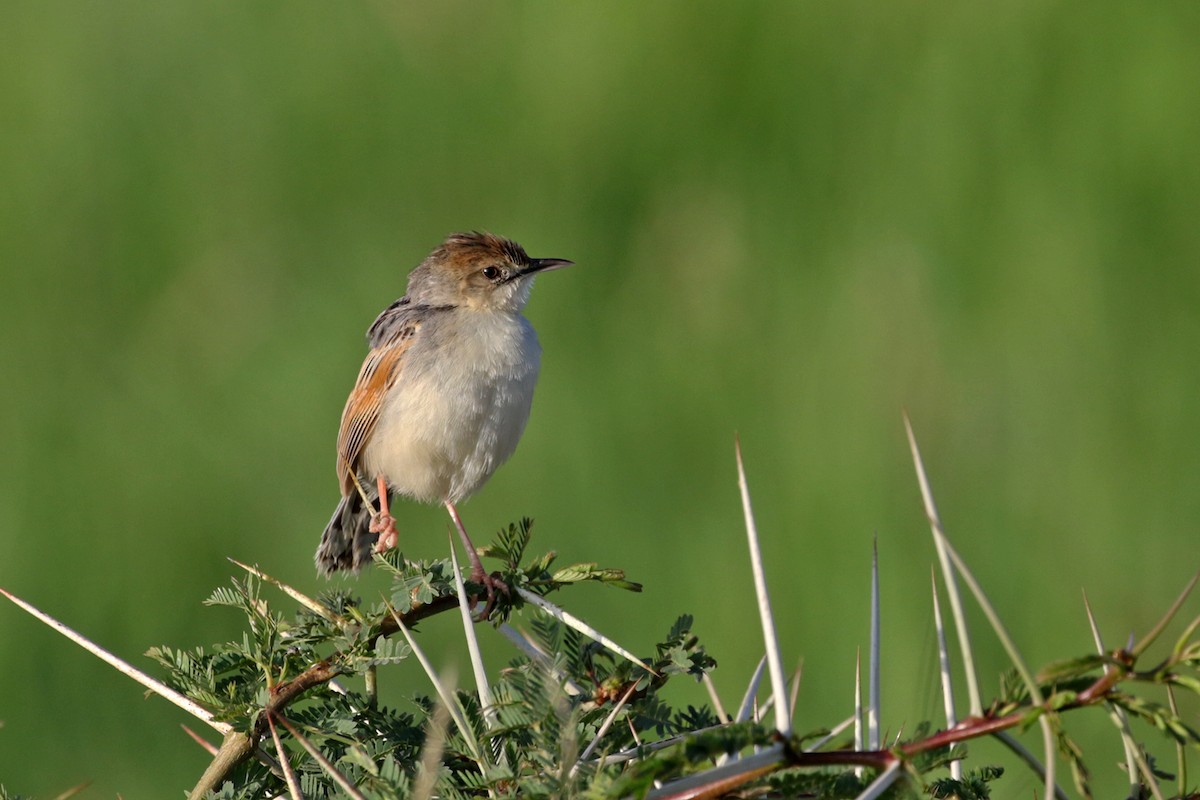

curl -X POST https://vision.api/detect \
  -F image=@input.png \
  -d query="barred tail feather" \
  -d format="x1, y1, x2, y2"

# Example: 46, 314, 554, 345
315, 484, 379, 576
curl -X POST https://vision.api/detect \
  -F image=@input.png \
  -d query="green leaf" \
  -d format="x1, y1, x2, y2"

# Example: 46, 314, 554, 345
1037, 654, 1106, 683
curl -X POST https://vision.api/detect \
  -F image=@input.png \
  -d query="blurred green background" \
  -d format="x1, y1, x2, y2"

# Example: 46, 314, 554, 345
3, 2, 1199, 796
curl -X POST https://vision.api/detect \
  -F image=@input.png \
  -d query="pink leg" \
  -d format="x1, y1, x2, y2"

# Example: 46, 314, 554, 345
445, 501, 508, 619
370, 476, 400, 553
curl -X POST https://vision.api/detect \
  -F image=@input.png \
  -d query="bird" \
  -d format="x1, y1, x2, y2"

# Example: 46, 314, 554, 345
315, 231, 572, 607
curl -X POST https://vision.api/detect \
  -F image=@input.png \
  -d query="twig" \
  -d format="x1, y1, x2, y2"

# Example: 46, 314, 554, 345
186, 592, 460, 800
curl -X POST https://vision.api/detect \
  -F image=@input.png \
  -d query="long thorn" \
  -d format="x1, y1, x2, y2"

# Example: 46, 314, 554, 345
931, 569, 960, 780
939, 537, 1060, 797
0, 588, 231, 734
1167, 685, 1187, 798
736, 656, 767, 723
50, 782, 92, 800
788, 658, 804, 721
266, 712, 304, 800
854, 648, 863, 780
274, 714, 369, 800
993, 732, 1069, 800
1084, 592, 1138, 792
228, 559, 346, 625
701, 672, 729, 723
413, 698, 451, 800
735, 436, 790, 734
450, 537, 503, 765
574, 682, 638, 772
1133, 570, 1200, 657
516, 588, 656, 674
904, 413, 983, 715
181, 724, 220, 756
868, 536, 880, 751
386, 602, 485, 768
498, 624, 585, 696
853, 760, 903, 800
805, 715, 856, 753
1084, 591, 1161, 800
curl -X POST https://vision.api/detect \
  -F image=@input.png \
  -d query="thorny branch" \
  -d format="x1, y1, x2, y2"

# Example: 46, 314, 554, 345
665, 645, 1180, 799
187, 593, 460, 800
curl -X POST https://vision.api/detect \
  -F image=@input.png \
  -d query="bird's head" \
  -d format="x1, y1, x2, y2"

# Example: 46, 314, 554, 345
407, 231, 572, 312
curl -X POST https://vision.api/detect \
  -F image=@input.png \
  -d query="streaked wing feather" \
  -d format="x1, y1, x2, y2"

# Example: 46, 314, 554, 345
336, 322, 418, 494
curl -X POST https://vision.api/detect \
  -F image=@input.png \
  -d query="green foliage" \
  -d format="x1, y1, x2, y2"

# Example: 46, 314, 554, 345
1110, 692, 1200, 748
761, 769, 871, 800
9, 526, 1200, 798
147, 522, 728, 797
143, 527, 1198, 799
1051, 717, 1092, 799
928, 766, 1004, 800
480, 518, 645, 600
905, 722, 958, 776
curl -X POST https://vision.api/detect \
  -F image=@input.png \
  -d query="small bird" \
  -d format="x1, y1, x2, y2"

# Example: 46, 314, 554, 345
315, 232, 572, 604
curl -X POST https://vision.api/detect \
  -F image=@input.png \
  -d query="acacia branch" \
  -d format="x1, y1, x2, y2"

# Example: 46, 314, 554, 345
653, 658, 1142, 799
187, 592, 460, 800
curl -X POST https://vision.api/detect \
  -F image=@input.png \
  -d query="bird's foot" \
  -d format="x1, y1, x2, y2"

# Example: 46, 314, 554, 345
470, 569, 510, 622
370, 513, 400, 553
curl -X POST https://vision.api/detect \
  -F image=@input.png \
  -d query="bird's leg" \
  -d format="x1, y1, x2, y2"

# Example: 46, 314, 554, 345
445, 501, 509, 619
370, 476, 400, 553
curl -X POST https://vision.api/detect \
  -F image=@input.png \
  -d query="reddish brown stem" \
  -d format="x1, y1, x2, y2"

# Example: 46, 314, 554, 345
188, 592, 460, 800
902, 661, 1129, 759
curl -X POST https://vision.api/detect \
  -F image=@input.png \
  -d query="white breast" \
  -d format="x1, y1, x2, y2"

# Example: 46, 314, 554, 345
363, 310, 541, 504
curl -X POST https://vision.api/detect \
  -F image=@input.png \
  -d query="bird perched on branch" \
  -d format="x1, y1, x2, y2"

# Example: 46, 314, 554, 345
315, 231, 572, 607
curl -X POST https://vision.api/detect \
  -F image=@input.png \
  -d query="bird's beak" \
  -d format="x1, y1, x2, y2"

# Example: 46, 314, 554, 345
522, 257, 574, 276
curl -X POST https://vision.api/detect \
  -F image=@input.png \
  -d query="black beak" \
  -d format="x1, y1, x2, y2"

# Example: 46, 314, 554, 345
521, 257, 574, 276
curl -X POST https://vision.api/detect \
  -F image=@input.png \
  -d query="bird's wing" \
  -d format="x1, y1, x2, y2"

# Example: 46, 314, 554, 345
336, 316, 420, 496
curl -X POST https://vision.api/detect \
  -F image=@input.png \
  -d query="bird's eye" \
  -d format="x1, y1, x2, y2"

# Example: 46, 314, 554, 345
482, 266, 503, 281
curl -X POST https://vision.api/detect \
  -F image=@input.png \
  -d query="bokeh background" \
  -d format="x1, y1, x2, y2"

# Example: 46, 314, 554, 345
3, 2, 1199, 796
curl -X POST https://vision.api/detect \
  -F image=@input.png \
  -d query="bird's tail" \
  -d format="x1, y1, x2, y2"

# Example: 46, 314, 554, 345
315, 483, 380, 576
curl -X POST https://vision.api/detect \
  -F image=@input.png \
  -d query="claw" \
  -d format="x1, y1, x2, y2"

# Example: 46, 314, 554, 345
370, 513, 399, 553
470, 571, 510, 622
368, 475, 402, 554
